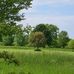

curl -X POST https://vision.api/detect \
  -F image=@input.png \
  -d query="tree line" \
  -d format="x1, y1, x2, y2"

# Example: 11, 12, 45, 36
0, 23, 73, 49
0, 0, 74, 49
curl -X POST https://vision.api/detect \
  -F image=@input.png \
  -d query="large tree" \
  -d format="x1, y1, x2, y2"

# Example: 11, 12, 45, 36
46, 24, 59, 47
33, 24, 59, 47
0, 0, 32, 23
33, 24, 51, 46
30, 32, 46, 50
0, 0, 32, 45
0, 23, 16, 44
57, 31, 70, 48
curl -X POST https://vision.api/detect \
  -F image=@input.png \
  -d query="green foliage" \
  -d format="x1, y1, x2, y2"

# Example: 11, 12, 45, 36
14, 25, 28, 46
0, 51, 19, 65
0, 33, 2, 42
46, 24, 59, 47
0, 23, 70, 48
0, 23, 16, 36
33, 24, 51, 46
0, 48, 74, 74
2, 35, 14, 46
30, 32, 46, 49
67, 40, 74, 49
33, 24, 47, 32
23, 25, 32, 44
0, 47, 73, 74
57, 31, 70, 48
24, 25, 32, 35
14, 34, 26, 46
33, 24, 59, 47
0, 0, 32, 23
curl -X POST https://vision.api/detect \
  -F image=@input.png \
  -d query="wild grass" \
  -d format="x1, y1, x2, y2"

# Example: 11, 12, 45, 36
0, 47, 73, 74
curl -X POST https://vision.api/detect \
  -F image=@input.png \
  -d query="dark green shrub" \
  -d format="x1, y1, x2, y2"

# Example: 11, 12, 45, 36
0, 51, 20, 65
35, 49, 41, 51
8, 58, 20, 66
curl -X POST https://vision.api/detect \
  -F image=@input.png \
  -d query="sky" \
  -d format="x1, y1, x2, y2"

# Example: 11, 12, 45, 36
19, 0, 74, 39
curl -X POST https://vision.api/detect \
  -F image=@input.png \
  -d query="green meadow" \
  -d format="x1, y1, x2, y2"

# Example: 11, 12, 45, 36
0, 47, 73, 74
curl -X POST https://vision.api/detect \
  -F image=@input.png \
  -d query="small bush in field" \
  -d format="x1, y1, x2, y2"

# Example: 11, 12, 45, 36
35, 49, 41, 51
8, 58, 20, 66
0, 51, 20, 65
1, 51, 14, 61
0, 51, 10, 60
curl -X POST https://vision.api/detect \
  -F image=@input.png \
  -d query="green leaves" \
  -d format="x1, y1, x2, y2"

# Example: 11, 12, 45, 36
57, 31, 70, 48
30, 32, 46, 49
33, 24, 59, 47
0, 0, 32, 23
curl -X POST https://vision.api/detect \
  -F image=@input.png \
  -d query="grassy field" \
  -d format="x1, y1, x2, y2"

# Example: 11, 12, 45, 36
0, 46, 74, 74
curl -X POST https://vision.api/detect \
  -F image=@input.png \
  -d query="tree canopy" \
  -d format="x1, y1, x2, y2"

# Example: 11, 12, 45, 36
30, 32, 46, 50
57, 31, 70, 48
0, 0, 32, 23
33, 24, 59, 47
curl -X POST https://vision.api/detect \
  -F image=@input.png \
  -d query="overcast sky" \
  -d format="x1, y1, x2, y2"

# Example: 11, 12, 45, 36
19, 0, 74, 39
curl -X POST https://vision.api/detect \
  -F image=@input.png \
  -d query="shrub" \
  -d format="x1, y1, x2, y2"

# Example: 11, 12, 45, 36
67, 40, 74, 49
35, 49, 41, 51
0, 51, 20, 65
8, 58, 20, 66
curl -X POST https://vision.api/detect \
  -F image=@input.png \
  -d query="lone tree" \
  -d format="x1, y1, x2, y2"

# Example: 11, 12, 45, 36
0, 0, 32, 24
30, 32, 46, 50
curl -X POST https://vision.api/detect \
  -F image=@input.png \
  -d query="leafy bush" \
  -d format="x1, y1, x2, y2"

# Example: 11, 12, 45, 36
67, 40, 74, 49
35, 49, 41, 51
0, 51, 20, 65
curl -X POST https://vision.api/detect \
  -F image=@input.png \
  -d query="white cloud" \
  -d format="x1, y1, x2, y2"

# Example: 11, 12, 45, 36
32, 0, 74, 6
18, 0, 74, 38
19, 15, 74, 26
18, 15, 74, 38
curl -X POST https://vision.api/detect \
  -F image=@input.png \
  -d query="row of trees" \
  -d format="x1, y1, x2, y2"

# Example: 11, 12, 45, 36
0, 0, 73, 49
0, 24, 31, 46
0, 0, 32, 46
30, 24, 70, 49
0, 23, 72, 49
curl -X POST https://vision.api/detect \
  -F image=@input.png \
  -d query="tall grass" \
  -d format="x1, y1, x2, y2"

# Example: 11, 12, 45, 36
0, 47, 73, 74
